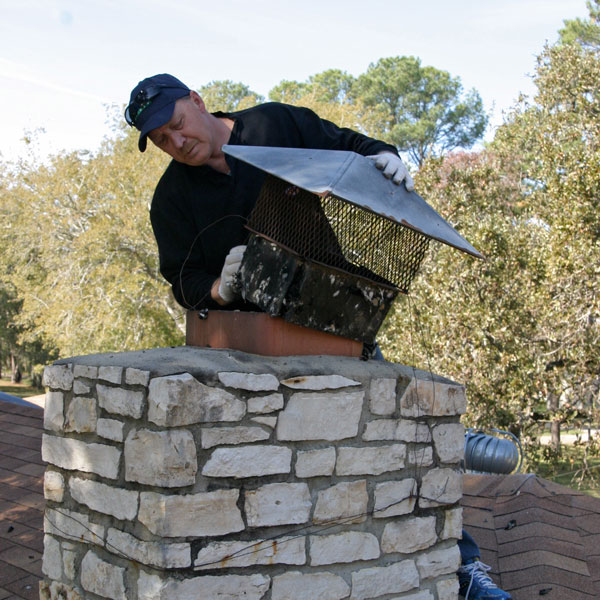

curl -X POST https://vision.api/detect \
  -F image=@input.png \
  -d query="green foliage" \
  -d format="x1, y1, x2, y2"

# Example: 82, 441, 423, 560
353, 56, 487, 166
197, 80, 264, 112
381, 40, 600, 460
379, 150, 541, 436
1, 128, 185, 358
268, 61, 487, 166
268, 79, 311, 104
269, 69, 374, 132
559, 0, 600, 48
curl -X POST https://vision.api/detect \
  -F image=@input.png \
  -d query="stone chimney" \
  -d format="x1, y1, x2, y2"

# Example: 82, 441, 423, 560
40, 347, 464, 600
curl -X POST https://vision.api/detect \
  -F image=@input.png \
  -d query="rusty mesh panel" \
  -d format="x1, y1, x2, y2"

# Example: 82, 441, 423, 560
246, 176, 430, 293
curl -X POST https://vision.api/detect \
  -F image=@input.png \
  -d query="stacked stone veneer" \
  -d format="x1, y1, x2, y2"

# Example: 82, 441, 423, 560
39, 347, 465, 600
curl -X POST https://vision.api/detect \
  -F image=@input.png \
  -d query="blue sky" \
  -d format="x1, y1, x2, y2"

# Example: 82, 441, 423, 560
0, 0, 589, 162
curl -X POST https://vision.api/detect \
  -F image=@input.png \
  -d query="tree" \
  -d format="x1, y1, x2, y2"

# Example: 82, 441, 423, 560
379, 150, 543, 439
197, 80, 264, 112
353, 56, 487, 167
381, 40, 600, 463
493, 41, 600, 453
559, 0, 600, 48
1, 124, 186, 358
269, 69, 375, 131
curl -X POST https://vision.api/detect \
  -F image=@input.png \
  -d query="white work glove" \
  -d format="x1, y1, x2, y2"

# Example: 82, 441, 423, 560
368, 152, 415, 191
217, 245, 246, 303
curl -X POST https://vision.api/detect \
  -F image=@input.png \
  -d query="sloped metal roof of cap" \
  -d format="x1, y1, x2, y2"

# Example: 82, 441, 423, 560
223, 145, 483, 259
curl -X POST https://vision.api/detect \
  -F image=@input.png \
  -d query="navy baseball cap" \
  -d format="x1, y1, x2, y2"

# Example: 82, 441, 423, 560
125, 74, 191, 151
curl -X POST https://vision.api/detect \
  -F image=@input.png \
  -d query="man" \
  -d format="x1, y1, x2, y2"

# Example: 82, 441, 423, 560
126, 73, 512, 600
125, 73, 412, 311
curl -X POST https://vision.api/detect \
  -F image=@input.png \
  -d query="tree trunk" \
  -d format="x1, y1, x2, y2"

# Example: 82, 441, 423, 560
10, 352, 21, 384
548, 392, 561, 453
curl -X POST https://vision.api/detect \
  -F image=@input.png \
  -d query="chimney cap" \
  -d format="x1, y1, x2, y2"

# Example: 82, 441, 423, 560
223, 145, 483, 260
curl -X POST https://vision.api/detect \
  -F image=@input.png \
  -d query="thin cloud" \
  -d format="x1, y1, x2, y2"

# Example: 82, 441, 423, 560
0, 58, 111, 104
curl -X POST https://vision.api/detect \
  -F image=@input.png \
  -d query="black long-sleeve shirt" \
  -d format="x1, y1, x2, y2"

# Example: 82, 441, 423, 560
150, 102, 397, 309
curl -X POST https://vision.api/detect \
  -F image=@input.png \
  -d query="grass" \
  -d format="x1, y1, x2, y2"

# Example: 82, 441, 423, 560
0, 377, 42, 399
534, 443, 600, 498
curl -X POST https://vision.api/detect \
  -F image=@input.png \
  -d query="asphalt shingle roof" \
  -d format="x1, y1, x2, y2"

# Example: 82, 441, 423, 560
0, 400, 44, 600
462, 473, 600, 599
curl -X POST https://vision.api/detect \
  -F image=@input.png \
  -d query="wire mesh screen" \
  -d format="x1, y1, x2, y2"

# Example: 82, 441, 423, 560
246, 175, 431, 293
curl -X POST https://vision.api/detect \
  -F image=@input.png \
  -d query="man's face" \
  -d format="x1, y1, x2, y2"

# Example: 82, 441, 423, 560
148, 92, 216, 166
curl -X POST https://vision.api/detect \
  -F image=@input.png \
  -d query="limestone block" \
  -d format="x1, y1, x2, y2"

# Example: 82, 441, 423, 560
202, 445, 291, 478
148, 373, 246, 426
106, 528, 191, 568
251, 416, 277, 428
313, 480, 368, 524
281, 374, 360, 390
44, 507, 104, 545
363, 419, 431, 443
247, 393, 284, 413
374, 479, 417, 518
97, 384, 145, 419
42, 434, 120, 479
398, 420, 432, 442
124, 428, 197, 487
200, 425, 270, 449
63, 547, 77, 580
97, 418, 124, 442
295, 447, 336, 478
73, 380, 91, 395
245, 482, 311, 527
272, 571, 350, 600
442, 507, 463, 540
195, 536, 305, 570
408, 446, 434, 466
433, 423, 465, 463
43, 364, 73, 391
80, 550, 127, 600
437, 576, 460, 600
362, 418, 396, 440
73, 364, 98, 379
419, 468, 463, 508
69, 476, 138, 520
381, 516, 437, 554
310, 531, 380, 565
390, 592, 433, 600
138, 489, 244, 537
65, 396, 97, 433
416, 545, 461, 580
98, 365, 123, 384
218, 371, 279, 391
400, 379, 466, 417
369, 377, 396, 415
336, 444, 406, 476
125, 367, 150, 386
44, 391, 64, 432
351, 560, 419, 599
277, 391, 364, 441
137, 571, 270, 600
42, 534, 62, 579
39, 580, 83, 600
44, 470, 65, 502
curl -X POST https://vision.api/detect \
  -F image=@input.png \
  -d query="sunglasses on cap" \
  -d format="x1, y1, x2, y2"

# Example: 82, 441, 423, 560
124, 84, 181, 128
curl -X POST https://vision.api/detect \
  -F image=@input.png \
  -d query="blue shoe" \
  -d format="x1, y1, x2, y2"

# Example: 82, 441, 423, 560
458, 560, 512, 599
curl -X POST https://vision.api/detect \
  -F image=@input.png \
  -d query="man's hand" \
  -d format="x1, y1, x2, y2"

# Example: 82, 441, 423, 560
368, 152, 414, 191
216, 245, 246, 304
